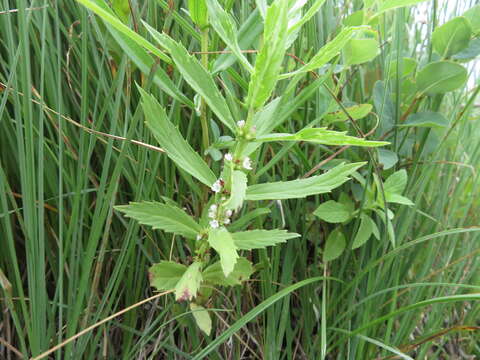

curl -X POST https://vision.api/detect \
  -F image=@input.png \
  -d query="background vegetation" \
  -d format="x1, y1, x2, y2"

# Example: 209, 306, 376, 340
1, 0, 479, 359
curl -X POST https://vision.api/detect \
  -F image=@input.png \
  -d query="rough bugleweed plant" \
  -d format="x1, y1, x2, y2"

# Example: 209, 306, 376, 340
78, 0, 478, 334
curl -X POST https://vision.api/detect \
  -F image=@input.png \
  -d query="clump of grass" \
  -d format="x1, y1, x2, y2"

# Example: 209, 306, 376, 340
0, 0, 479, 359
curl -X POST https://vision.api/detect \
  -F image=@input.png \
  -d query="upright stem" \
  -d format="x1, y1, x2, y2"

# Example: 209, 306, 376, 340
200, 29, 210, 153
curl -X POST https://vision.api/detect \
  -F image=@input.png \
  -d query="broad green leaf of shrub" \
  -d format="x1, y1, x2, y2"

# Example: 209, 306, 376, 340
343, 10, 364, 27
115, 202, 202, 239
386, 193, 414, 206
352, 214, 375, 249
384, 169, 407, 195
188, 0, 209, 29
143, 25, 236, 132
149, 261, 187, 291
324, 228, 346, 261
247, 0, 288, 110
400, 112, 449, 128
112, 0, 130, 23
203, 257, 254, 286
224, 170, 248, 211
376, 0, 428, 14
463, 5, 480, 35
139, 90, 217, 187
432, 17, 472, 58
387, 58, 417, 79
324, 104, 372, 124
256, 128, 388, 147
343, 29, 380, 65
206, 0, 253, 71
377, 149, 398, 170
207, 228, 238, 277
245, 162, 365, 200
453, 38, 480, 61
175, 262, 203, 301
190, 303, 212, 335
416, 61, 468, 95
231, 230, 300, 250
314, 200, 351, 223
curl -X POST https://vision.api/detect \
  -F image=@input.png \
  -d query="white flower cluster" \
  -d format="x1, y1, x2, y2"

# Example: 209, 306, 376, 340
208, 204, 233, 228
210, 178, 223, 193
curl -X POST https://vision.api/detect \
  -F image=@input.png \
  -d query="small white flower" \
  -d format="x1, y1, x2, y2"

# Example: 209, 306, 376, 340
242, 157, 253, 170
196, 234, 202, 241
209, 204, 218, 212
209, 220, 219, 229
237, 120, 246, 128
224, 153, 233, 161
211, 179, 222, 193
223, 218, 230, 225
208, 204, 218, 219
225, 209, 233, 218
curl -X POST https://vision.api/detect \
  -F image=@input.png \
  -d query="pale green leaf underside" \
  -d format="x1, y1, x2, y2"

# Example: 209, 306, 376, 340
256, 128, 388, 147
231, 229, 300, 250
140, 90, 217, 187
314, 200, 350, 223
190, 303, 212, 336
207, 227, 239, 277
115, 201, 202, 239
149, 261, 187, 291
246, 162, 365, 200
143, 24, 236, 132
175, 262, 203, 301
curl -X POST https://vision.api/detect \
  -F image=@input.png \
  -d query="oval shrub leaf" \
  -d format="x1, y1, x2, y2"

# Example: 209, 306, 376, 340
323, 228, 346, 262
432, 17, 472, 58
175, 262, 203, 301
400, 112, 449, 128
314, 200, 351, 223
190, 303, 212, 336
352, 214, 374, 249
149, 261, 187, 291
416, 61, 468, 95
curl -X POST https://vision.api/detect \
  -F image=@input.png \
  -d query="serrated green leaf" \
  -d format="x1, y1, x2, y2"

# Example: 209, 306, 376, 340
206, 0, 252, 71
384, 169, 407, 195
314, 200, 351, 223
143, 25, 236, 132
224, 170, 248, 211
203, 257, 254, 286
416, 61, 468, 95
188, 0, 209, 29
352, 214, 374, 249
207, 227, 238, 276
175, 261, 203, 301
256, 128, 389, 147
246, 162, 365, 200
432, 17, 472, 58
324, 228, 346, 261
149, 261, 187, 291
190, 303, 212, 335
324, 104, 373, 124
400, 112, 449, 128
231, 229, 300, 250
139, 89, 216, 187
115, 202, 202, 239
247, 0, 289, 110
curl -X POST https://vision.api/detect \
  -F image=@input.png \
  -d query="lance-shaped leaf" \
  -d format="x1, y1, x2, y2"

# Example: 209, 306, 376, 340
188, 0, 208, 29
256, 128, 389, 147
190, 303, 212, 336
247, 0, 289, 110
149, 261, 187, 291
175, 261, 203, 301
140, 89, 217, 187
231, 229, 300, 250
143, 24, 236, 132
207, 227, 238, 277
203, 257, 254, 286
206, 0, 253, 72
246, 162, 364, 200
115, 202, 202, 239
224, 170, 248, 211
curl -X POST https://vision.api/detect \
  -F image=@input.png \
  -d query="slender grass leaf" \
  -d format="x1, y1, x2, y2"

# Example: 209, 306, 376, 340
206, 0, 253, 71
143, 24, 236, 132
314, 200, 351, 223
203, 257, 253, 286
115, 202, 202, 239
175, 262, 203, 301
207, 227, 238, 277
286, 0, 327, 48
432, 17, 472, 58
140, 89, 217, 187
224, 170, 248, 211
149, 261, 187, 291
247, 0, 289, 110
324, 228, 346, 261
231, 229, 300, 250
246, 162, 365, 200
256, 128, 389, 147
190, 303, 212, 336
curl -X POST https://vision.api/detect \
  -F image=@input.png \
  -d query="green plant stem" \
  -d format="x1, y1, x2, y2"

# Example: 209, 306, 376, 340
200, 28, 210, 153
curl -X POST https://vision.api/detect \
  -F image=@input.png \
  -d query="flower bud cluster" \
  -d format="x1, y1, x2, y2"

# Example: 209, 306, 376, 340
208, 203, 233, 229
